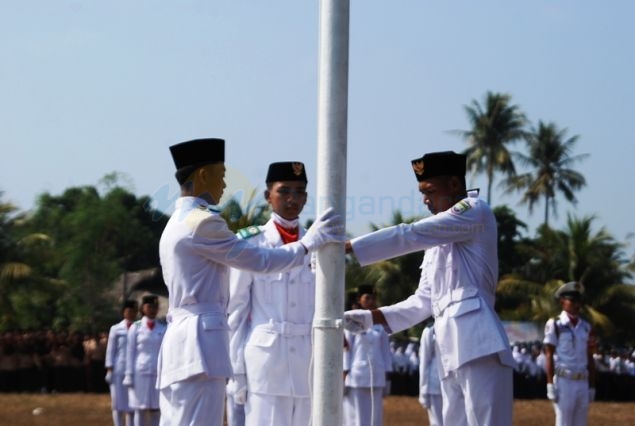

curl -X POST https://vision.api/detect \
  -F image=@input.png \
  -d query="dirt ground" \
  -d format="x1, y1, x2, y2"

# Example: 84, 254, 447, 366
384, 396, 635, 425
0, 393, 634, 425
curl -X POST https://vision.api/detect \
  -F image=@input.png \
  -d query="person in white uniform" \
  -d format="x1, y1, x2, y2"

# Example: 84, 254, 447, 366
227, 161, 315, 426
343, 151, 515, 426
124, 295, 166, 426
157, 138, 343, 426
105, 300, 138, 426
343, 285, 392, 426
419, 319, 443, 426
543, 281, 596, 426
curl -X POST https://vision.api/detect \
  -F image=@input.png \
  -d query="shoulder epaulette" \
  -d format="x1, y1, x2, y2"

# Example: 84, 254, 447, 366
553, 317, 560, 339
451, 198, 472, 215
236, 226, 262, 240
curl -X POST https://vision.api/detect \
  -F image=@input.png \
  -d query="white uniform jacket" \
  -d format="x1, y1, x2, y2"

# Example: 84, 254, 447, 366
350, 192, 514, 377
543, 311, 592, 373
228, 219, 315, 396
105, 319, 130, 375
344, 325, 393, 388
126, 317, 166, 377
157, 197, 306, 389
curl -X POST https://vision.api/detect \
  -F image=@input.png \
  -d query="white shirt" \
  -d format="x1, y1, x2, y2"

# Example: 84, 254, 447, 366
543, 311, 592, 373
228, 219, 315, 396
350, 191, 515, 376
105, 319, 131, 375
157, 197, 306, 388
344, 325, 393, 388
126, 316, 166, 377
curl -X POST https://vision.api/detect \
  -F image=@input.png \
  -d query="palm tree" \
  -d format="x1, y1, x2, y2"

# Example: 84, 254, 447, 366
563, 215, 628, 300
455, 91, 527, 205
505, 121, 588, 226
498, 215, 635, 341
220, 189, 269, 232
0, 197, 63, 330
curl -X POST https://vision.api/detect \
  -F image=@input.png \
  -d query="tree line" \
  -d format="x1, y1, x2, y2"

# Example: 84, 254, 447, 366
1, 92, 633, 346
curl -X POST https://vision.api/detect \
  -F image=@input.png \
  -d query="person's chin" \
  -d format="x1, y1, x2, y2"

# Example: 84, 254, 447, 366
283, 208, 300, 218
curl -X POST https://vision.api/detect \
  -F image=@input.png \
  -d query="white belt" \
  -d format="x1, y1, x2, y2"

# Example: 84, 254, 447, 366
166, 302, 225, 323
432, 287, 479, 316
258, 320, 312, 336
556, 367, 588, 380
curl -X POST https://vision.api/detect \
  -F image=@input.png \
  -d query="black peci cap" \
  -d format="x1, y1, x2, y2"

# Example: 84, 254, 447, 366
265, 162, 308, 183
169, 138, 225, 185
122, 300, 138, 310
357, 284, 376, 296
411, 151, 466, 182
142, 295, 159, 305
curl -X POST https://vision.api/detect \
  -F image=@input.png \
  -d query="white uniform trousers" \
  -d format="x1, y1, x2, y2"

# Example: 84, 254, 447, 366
226, 393, 245, 426
110, 374, 133, 411
553, 376, 589, 426
112, 410, 134, 426
134, 410, 160, 426
421, 395, 443, 426
245, 392, 311, 426
159, 374, 225, 426
343, 387, 384, 426
441, 354, 513, 426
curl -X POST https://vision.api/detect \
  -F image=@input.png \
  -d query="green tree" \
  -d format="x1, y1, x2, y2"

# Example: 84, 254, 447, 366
14, 177, 169, 331
455, 91, 527, 204
0, 193, 65, 330
493, 205, 528, 276
221, 190, 269, 232
505, 121, 588, 226
562, 215, 634, 341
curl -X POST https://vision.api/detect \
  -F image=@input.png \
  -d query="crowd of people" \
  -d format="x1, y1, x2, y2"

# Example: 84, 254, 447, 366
0, 328, 110, 394
2, 326, 633, 399
387, 338, 635, 399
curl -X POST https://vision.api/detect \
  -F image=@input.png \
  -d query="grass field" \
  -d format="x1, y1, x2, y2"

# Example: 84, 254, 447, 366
1, 393, 634, 425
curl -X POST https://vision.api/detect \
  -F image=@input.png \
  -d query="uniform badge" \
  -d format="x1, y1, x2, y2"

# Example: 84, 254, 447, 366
451, 199, 472, 214
292, 162, 304, 176
411, 159, 424, 177
237, 226, 262, 239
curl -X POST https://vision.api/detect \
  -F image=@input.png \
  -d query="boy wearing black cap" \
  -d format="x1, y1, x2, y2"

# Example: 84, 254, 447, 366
344, 151, 515, 426
105, 300, 138, 426
125, 295, 166, 426
342, 285, 392, 426
227, 161, 315, 426
157, 139, 343, 426
543, 281, 596, 426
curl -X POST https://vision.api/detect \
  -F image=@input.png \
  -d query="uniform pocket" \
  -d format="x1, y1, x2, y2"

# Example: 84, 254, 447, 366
445, 297, 480, 318
200, 313, 228, 331
247, 331, 277, 348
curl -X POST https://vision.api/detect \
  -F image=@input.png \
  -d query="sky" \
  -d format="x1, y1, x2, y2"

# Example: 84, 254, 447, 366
1, 1, 634, 261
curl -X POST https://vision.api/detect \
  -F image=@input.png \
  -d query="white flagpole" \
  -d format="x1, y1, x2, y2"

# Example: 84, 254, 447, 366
312, 1, 349, 426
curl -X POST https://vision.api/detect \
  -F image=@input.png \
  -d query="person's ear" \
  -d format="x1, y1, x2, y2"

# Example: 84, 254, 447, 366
264, 189, 271, 203
195, 167, 208, 184
450, 176, 462, 192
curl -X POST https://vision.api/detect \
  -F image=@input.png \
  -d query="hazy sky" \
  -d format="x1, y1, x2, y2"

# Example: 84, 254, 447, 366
2, 1, 634, 261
